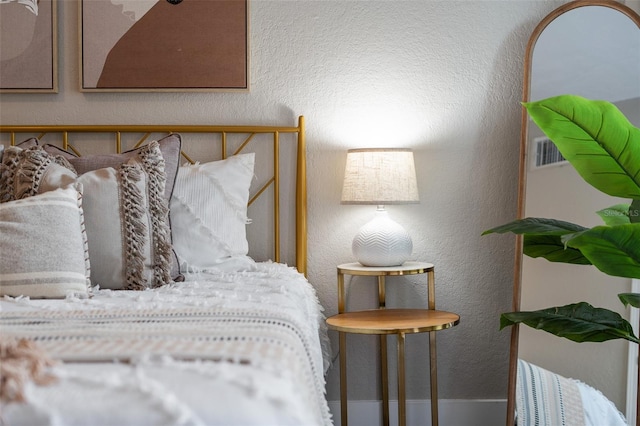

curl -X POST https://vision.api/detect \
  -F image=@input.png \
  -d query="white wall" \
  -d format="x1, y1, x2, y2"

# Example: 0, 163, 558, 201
0, 0, 568, 406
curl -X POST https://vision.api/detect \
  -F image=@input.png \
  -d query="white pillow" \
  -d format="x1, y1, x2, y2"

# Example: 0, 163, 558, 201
78, 159, 171, 290
170, 153, 255, 270
0, 143, 174, 291
0, 186, 90, 299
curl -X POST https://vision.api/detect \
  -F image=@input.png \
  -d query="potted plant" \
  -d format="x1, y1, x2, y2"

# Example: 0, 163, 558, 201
484, 94, 640, 344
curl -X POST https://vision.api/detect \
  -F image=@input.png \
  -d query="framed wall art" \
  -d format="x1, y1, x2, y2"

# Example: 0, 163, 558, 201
0, 0, 58, 93
80, 0, 248, 92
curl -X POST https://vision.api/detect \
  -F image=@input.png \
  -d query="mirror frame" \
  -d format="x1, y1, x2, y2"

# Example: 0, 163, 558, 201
508, 1, 640, 424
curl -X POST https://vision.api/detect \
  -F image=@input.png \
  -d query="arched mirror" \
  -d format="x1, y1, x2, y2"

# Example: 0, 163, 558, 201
509, 1, 640, 425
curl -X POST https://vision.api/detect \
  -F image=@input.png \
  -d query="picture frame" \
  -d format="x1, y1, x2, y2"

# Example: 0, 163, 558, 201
79, 0, 249, 92
0, 0, 58, 93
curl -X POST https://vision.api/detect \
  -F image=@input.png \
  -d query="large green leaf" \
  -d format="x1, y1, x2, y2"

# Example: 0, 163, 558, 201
596, 204, 631, 226
500, 302, 638, 343
523, 95, 640, 199
619, 293, 640, 309
483, 218, 590, 264
482, 217, 587, 236
565, 224, 640, 279
523, 234, 590, 264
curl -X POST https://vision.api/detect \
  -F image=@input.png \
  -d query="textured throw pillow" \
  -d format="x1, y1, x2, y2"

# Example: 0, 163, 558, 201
0, 145, 76, 203
0, 185, 90, 299
0, 143, 173, 290
42, 134, 182, 202
78, 155, 172, 290
42, 134, 183, 281
170, 153, 255, 270
14, 137, 38, 149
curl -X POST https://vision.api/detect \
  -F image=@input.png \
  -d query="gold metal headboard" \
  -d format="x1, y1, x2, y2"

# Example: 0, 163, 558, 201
0, 117, 307, 276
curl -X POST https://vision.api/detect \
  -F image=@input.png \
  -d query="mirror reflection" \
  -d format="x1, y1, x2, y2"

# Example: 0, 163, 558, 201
512, 2, 640, 425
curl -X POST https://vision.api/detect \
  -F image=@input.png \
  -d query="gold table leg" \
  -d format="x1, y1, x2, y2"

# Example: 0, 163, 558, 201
398, 332, 406, 426
427, 267, 439, 426
430, 330, 438, 426
378, 276, 389, 426
339, 331, 348, 426
380, 335, 389, 426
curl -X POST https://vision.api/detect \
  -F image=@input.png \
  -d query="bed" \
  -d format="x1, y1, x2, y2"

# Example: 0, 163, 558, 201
0, 117, 333, 426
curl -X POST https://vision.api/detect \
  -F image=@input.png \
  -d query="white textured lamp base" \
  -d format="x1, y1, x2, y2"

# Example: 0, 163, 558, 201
352, 209, 412, 267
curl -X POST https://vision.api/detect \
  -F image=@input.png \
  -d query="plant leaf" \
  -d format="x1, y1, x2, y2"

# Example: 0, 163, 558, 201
565, 224, 640, 279
500, 302, 639, 343
483, 218, 591, 264
619, 293, 640, 308
482, 217, 587, 236
596, 204, 630, 226
523, 234, 590, 264
523, 95, 640, 199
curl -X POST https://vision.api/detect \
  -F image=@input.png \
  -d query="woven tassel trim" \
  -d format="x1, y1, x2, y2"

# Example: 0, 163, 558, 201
0, 147, 78, 204
0, 147, 21, 203
75, 185, 92, 292
14, 148, 52, 199
138, 141, 172, 288
0, 147, 51, 202
118, 163, 147, 291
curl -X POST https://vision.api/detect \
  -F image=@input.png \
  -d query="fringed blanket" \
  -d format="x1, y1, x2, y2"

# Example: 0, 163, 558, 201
517, 358, 585, 426
1, 307, 319, 364
0, 262, 332, 426
516, 359, 627, 426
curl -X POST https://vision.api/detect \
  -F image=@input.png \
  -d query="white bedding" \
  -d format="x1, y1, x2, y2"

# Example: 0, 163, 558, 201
0, 261, 332, 426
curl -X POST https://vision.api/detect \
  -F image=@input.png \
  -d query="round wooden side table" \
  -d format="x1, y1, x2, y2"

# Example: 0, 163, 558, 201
327, 262, 460, 426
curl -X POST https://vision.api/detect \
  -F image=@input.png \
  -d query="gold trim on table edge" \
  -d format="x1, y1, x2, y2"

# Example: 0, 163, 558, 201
326, 308, 460, 335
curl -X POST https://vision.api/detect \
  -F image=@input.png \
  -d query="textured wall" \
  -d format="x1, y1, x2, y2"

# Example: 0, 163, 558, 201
0, 0, 567, 402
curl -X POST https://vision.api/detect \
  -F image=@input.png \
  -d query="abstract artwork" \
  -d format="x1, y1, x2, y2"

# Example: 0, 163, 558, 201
0, 0, 57, 93
80, 0, 248, 92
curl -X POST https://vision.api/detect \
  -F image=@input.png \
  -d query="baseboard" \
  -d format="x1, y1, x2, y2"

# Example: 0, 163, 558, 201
327, 399, 507, 426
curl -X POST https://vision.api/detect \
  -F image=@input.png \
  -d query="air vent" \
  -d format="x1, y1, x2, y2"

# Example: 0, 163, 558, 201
534, 137, 566, 168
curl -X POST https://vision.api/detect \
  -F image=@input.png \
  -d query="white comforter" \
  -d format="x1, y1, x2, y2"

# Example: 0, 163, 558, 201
0, 262, 332, 426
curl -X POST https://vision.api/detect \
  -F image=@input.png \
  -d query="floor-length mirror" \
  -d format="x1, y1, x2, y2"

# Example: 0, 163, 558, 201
509, 1, 640, 424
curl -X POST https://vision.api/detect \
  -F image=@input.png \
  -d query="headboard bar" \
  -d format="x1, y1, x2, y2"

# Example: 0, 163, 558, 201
3, 124, 303, 134
296, 117, 307, 275
234, 133, 255, 156
0, 117, 307, 276
274, 131, 281, 265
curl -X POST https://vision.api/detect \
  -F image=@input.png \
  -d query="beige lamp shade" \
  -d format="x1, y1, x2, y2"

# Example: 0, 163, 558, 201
341, 148, 419, 267
341, 148, 419, 205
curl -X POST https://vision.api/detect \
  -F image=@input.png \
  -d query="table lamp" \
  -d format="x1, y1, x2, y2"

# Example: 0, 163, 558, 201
341, 148, 419, 266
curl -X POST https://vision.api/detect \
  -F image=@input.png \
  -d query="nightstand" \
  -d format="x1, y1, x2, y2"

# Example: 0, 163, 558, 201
326, 262, 460, 426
